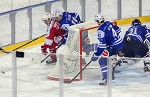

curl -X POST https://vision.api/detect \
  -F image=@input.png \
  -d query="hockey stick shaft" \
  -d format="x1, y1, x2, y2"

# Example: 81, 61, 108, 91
0, 48, 10, 53
65, 60, 92, 83
12, 34, 45, 51
40, 43, 63, 63
0, 34, 45, 54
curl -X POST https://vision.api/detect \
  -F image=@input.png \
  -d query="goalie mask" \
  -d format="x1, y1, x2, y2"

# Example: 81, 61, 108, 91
94, 13, 105, 23
132, 19, 141, 26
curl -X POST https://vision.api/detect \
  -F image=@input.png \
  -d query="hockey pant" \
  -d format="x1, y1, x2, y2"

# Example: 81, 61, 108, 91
48, 42, 58, 60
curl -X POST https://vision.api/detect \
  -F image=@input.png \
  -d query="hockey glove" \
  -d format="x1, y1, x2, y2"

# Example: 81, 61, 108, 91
54, 36, 63, 45
91, 52, 99, 61
41, 44, 49, 55
60, 38, 66, 44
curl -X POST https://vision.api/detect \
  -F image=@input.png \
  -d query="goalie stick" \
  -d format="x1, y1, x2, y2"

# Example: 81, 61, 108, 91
12, 34, 45, 51
0, 34, 45, 54
0, 48, 10, 53
64, 60, 92, 83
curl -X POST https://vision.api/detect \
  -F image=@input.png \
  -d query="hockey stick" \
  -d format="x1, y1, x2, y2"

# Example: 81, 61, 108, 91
0, 34, 45, 54
1, 70, 5, 74
40, 43, 63, 63
0, 48, 10, 53
64, 60, 92, 83
12, 34, 45, 51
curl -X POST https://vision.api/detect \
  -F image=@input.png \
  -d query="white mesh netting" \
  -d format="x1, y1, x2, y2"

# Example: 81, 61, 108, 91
47, 21, 99, 81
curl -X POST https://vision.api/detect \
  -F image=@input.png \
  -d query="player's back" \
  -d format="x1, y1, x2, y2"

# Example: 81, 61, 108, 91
61, 12, 81, 26
98, 21, 123, 46
125, 25, 148, 42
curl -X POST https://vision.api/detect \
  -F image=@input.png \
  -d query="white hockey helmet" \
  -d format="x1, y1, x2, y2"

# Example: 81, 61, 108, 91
41, 12, 51, 21
94, 13, 105, 23
52, 9, 63, 18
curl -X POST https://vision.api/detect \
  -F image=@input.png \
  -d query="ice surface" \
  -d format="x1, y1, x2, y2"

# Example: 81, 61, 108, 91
0, 0, 150, 97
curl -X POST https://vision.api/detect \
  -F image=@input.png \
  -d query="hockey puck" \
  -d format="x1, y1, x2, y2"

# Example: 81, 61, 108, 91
1, 71, 5, 74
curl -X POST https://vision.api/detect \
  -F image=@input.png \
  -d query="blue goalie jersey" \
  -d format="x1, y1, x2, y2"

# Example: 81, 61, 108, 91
124, 25, 150, 43
96, 21, 123, 56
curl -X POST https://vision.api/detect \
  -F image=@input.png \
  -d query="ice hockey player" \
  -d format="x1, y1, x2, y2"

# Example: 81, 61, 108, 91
41, 13, 65, 64
91, 13, 124, 85
51, 9, 88, 64
122, 19, 150, 72
51, 9, 83, 44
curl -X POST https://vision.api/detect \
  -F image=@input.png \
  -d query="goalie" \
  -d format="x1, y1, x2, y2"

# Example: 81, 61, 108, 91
122, 19, 150, 72
41, 13, 65, 64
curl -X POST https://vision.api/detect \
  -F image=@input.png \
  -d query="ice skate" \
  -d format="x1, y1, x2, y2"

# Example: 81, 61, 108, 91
46, 58, 57, 65
143, 66, 150, 72
99, 79, 107, 85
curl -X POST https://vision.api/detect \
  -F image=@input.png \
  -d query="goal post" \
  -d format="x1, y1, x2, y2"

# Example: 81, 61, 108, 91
47, 21, 117, 82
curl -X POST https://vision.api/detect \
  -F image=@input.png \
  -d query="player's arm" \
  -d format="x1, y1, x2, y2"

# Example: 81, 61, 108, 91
91, 30, 106, 61
112, 24, 121, 35
59, 23, 70, 44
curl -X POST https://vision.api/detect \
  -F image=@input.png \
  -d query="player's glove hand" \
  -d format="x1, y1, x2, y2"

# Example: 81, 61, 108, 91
60, 38, 66, 44
41, 44, 49, 55
54, 36, 63, 45
91, 52, 99, 61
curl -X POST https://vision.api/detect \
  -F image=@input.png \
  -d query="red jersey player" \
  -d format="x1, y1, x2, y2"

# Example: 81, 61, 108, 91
41, 13, 65, 64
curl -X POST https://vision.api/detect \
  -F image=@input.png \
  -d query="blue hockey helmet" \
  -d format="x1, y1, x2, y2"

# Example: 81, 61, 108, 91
132, 19, 141, 26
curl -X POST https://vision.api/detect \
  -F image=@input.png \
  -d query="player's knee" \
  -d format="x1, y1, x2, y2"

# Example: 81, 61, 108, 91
99, 58, 107, 67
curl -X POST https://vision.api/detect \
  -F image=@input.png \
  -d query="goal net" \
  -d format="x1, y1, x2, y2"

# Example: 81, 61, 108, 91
47, 21, 116, 82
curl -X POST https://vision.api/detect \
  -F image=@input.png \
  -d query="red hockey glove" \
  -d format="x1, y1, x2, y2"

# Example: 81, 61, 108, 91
41, 44, 49, 55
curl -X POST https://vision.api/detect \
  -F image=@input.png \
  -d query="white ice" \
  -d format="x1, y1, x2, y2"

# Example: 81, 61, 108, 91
0, 0, 150, 97
0, 23, 150, 97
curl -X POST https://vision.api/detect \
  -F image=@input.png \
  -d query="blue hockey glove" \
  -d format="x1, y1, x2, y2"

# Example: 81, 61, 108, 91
91, 52, 99, 61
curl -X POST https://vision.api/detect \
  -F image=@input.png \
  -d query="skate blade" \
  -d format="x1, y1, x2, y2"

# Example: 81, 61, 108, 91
45, 62, 56, 66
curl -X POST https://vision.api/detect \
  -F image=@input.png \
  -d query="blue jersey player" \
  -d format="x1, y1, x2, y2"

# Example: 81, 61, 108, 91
123, 19, 150, 58
123, 19, 150, 72
91, 13, 124, 85
52, 9, 82, 44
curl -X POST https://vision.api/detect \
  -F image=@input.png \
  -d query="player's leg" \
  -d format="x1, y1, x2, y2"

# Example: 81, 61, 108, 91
46, 42, 58, 64
98, 58, 107, 85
